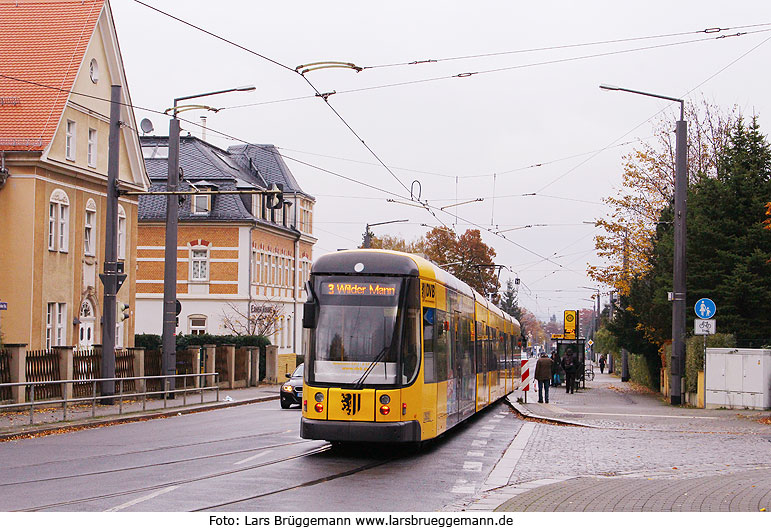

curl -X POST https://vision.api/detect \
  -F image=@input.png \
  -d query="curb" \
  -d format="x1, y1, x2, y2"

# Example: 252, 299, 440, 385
505, 395, 597, 429
0, 394, 278, 441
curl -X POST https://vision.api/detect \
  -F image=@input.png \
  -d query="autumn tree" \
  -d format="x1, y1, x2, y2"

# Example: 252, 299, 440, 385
588, 99, 738, 294
370, 227, 500, 297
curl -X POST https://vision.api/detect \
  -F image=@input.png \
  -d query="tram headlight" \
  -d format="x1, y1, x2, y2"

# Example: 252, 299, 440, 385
379, 394, 391, 405
314, 392, 324, 402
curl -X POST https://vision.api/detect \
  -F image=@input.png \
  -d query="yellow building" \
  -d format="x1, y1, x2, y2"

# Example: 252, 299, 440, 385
0, 1, 149, 349
136, 137, 315, 357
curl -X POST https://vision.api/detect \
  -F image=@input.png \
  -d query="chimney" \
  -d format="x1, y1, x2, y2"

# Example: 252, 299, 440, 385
200, 116, 207, 142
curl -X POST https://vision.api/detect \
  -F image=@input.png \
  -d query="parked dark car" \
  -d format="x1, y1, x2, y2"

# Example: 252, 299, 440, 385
280, 363, 303, 409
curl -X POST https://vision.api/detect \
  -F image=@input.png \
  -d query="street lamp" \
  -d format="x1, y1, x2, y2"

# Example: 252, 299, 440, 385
600, 83, 687, 405
363, 219, 408, 248
161, 85, 256, 394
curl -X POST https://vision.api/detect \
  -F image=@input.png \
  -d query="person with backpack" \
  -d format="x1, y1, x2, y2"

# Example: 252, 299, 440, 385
561, 348, 578, 394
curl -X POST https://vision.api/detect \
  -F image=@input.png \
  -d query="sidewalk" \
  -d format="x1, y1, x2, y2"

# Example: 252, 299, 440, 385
511, 370, 771, 433
458, 371, 771, 512
0, 383, 281, 440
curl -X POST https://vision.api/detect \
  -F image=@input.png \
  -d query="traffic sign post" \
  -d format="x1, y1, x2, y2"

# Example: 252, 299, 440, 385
694, 319, 716, 335
694, 298, 716, 319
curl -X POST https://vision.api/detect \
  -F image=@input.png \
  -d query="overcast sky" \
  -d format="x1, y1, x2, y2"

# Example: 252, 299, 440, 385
112, 0, 771, 321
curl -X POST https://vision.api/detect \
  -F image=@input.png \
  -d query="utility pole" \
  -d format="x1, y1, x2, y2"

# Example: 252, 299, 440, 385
98, 85, 125, 402
671, 109, 688, 405
161, 114, 181, 395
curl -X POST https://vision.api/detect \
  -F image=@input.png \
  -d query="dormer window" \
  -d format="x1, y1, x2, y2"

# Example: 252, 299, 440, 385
193, 193, 210, 214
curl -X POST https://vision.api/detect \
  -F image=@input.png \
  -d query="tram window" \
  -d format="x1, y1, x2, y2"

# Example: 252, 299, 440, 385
435, 309, 449, 381
423, 307, 436, 383
402, 308, 420, 384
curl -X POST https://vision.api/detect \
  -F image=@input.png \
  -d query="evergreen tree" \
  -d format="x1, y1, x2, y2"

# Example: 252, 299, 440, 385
687, 117, 771, 346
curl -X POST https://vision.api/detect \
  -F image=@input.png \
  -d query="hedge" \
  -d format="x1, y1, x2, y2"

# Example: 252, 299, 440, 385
135, 333, 271, 351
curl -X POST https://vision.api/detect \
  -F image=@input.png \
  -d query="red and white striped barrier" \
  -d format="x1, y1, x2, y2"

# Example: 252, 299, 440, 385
520, 358, 533, 391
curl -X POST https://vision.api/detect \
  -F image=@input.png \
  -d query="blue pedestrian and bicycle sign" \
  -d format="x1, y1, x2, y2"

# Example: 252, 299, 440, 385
694, 298, 716, 319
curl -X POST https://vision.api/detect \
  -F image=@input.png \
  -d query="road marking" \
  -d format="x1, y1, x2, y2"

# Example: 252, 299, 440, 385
467, 450, 485, 457
472, 439, 488, 447
105, 486, 179, 512
477, 431, 492, 438
452, 479, 476, 493
487, 419, 501, 423
233, 450, 271, 465
463, 461, 483, 471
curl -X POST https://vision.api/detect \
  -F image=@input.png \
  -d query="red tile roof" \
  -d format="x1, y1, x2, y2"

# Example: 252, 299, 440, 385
0, 0, 105, 151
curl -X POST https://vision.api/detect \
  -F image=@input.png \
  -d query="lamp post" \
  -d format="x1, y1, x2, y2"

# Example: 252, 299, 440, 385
363, 219, 408, 248
161, 85, 255, 394
600, 84, 687, 404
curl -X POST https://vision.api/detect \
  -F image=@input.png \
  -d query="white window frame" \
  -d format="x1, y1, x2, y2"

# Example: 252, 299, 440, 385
84, 201, 96, 256
58, 203, 69, 252
48, 203, 56, 250
192, 193, 210, 214
87, 128, 97, 168
117, 206, 126, 260
65, 120, 76, 160
46, 303, 54, 349
252, 194, 262, 219
190, 247, 209, 282
189, 315, 207, 335
55, 303, 66, 346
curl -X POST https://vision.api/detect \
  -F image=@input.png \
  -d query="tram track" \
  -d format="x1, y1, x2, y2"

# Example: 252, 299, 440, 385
1, 429, 290, 472
0, 438, 313, 487
15, 443, 333, 511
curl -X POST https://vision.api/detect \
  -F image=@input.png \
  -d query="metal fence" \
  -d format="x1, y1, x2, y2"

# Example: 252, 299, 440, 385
0, 348, 10, 401
73, 348, 101, 398
0, 372, 219, 425
235, 348, 248, 382
25, 349, 60, 401
215, 345, 229, 383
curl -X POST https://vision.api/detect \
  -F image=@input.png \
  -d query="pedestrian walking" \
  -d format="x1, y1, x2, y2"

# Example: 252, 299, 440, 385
561, 348, 578, 394
550, 350, 561, 386
599, 354, 606, 374
534, 351, 553, 403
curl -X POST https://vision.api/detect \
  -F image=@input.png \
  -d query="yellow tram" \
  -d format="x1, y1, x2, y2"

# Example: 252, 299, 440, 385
300, 249, 522, 443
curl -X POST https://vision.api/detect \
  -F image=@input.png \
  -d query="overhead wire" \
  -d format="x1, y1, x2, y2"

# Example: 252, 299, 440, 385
361, 23, 771, 69
133, 0, 413, 196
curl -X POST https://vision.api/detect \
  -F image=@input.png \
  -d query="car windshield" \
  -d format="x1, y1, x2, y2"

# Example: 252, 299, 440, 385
292, 364, 303, 378
309, 276, 403, 385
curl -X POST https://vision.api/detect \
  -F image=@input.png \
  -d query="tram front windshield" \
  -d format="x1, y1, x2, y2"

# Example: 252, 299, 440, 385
308, 276, 417, 386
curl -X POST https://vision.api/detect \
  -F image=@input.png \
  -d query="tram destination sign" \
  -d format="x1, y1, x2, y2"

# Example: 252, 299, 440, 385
322, 282, 397, 297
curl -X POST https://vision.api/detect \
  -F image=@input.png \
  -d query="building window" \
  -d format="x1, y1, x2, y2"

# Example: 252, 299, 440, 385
87, 128, 97, 168
89, 58, 99, 84
263, 253, 269, 286
191, 248, 209, 281
49, 189, 70, 253
193, 194, 210, 214
189, 316, 207, 335
252, 194, 262, 219
84, 200, 96, 256
271, 255, 276, 286
116, 321, 124, 348
48, 203, 56, 250
46, 303, 54, 349
55, 303, 66, 346
66, 120, 76, 160
117, 206, 126, 260
58, 203, 69, 252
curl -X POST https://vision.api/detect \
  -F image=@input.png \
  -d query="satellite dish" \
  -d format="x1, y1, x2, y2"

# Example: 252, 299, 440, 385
140, 118, 154, 134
